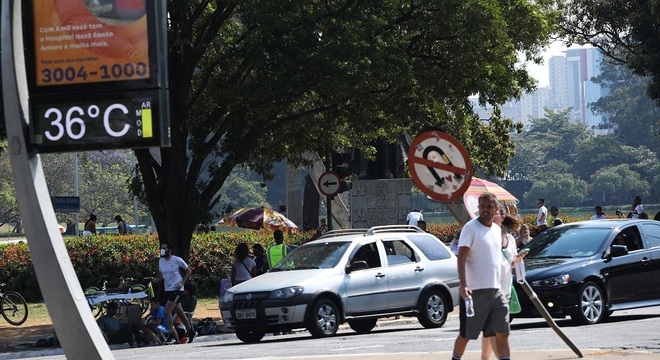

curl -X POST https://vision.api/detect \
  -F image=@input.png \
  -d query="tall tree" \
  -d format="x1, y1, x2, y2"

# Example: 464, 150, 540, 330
589, 63, 660, 157
557, 0, 660, 103
133, 0, 555, 259
525, 108, 592, 166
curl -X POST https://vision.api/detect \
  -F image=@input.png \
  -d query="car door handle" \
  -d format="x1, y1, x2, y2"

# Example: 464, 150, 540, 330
641, 257, 650, 263
414, 267, 424, 272
375, 273, 386, 278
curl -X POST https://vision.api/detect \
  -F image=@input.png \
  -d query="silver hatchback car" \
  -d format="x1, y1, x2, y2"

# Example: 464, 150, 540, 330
220, 225, 460, 343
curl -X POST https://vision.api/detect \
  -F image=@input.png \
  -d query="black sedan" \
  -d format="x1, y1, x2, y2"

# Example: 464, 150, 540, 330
513, 219, 660, 325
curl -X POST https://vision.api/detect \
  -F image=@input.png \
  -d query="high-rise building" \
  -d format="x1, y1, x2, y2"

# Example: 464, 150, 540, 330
471, 47, 609, 132
550, 47, 608, 129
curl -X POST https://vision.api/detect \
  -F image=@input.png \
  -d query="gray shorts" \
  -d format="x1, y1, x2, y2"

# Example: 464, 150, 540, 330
459, 288, 509, 339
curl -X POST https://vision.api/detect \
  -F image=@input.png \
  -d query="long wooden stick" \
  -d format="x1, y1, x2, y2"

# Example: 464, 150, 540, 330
519, 279, 583, 358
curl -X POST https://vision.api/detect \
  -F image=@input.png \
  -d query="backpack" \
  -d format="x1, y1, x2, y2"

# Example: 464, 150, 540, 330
195, 317, 218, 335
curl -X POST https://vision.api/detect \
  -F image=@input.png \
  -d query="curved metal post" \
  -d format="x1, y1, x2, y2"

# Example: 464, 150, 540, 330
1, 0, 112, 358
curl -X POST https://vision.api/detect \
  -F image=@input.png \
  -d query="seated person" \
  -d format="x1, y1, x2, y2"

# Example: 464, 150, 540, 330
613, 234, 627, 247
142, 299, 168, 345
97, 301, 140, 348
173, 313, 189, 343
180, 283, 198, 315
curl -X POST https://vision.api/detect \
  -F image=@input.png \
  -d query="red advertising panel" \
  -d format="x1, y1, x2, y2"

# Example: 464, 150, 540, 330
32, 0, 148, 86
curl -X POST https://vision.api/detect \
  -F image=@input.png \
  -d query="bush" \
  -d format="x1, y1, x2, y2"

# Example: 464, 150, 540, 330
0, 224, 479, 302
0, 231, 311, 302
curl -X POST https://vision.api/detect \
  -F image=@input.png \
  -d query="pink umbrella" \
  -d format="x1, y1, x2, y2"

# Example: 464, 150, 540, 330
462, 178, 519, 219
223, 207, 299, 235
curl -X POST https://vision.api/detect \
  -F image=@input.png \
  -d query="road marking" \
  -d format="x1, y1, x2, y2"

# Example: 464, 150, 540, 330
329, 345, 385, 352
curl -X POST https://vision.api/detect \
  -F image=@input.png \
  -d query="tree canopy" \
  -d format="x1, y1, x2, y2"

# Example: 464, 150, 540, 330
130, 0, 556, 259
557, 0, 660, 104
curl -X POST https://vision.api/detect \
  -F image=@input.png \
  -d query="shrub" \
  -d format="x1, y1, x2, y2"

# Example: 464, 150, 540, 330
0, 221, 537, 302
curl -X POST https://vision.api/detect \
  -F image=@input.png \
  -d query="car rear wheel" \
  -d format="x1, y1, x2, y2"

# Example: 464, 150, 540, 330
307, 298, 339, 337
417, 289, 448, 328
235, 329, 265, 343
571, 281, 606, 325
348, 318, 378, 334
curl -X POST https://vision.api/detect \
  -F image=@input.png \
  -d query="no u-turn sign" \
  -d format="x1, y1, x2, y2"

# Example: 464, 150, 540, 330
408, 131, 473, 202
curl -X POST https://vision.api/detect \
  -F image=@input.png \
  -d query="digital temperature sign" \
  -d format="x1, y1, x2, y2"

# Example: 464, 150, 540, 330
22, 0, 170, 153
30, 90, 169, 153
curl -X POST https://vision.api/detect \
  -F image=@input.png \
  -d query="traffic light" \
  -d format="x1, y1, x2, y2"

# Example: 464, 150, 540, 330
331, 151, 353, 194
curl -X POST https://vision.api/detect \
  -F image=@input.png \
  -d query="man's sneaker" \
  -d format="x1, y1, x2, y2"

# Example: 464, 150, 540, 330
163, 338, 176, 345
188, 330, 198, 343
179, 337, 188, 344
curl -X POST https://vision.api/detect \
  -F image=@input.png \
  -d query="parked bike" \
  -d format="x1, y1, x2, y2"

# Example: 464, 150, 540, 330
84, 276, 154, 318
0, 283, 28, 326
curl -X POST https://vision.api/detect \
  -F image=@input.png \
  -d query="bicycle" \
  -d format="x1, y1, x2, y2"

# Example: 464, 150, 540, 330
84, 276, 155, 318
0, 283, 28, 326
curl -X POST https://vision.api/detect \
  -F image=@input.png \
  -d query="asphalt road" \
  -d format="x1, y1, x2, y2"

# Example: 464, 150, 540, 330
5, 305, 660, 359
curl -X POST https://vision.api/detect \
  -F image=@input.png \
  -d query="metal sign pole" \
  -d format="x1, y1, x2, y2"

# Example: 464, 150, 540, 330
1, 0, 112, 358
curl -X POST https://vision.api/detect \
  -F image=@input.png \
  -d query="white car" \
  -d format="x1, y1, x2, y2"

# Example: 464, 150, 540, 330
220, 225, 460, 343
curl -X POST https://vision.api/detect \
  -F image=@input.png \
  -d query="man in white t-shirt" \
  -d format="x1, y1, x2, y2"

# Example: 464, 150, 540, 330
536, 198, 548, 232
451, 192, 510, 360
591, 206, 608, 220
631, 196, 644, 219
157, 242, 196, 344
407, 209, 423, 226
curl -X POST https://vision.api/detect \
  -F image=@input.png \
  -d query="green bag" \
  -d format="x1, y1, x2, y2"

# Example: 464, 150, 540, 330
509, 284, 521, 314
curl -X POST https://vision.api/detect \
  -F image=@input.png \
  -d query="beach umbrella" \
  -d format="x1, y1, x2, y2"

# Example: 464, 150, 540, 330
462, 178, 519, 218
223, 207, 299, 235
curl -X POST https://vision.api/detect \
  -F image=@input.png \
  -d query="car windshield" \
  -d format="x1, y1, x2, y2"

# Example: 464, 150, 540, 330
270, 241, 351, 271
526, 226, 611, 259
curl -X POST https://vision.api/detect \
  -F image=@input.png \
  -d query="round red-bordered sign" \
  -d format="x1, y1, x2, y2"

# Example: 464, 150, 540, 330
318, 171, 341, 197
408, 131, 473, 202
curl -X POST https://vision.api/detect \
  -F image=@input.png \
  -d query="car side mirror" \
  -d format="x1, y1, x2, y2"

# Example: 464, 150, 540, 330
608, 244, 629, 259
346, 260, 368, 273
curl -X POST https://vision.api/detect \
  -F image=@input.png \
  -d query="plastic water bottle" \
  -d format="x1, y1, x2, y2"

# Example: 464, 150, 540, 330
465, 296, 475, 317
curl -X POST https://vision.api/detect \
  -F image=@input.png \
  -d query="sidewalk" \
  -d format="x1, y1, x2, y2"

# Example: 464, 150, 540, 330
289, 349, 659, 359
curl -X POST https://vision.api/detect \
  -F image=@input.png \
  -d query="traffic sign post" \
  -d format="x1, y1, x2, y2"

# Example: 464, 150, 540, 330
408, 131, 473, 202
318, 171, 341, 197
2, 0, 169, 358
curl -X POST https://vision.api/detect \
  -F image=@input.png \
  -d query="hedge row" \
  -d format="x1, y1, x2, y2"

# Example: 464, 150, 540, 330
0, 215, 589, 302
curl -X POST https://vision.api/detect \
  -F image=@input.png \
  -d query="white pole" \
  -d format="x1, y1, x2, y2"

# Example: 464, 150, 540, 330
74, 152, 79, 235
132, 152, 139, 233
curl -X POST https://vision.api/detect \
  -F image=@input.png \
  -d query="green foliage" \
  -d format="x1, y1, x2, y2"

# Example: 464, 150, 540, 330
216, 171, 270, 215
589, 63, 660, 157
507, 107, 658, 207
0, 226, 466, 301
136, 0, 556, 261
590, 165, 650, 205
524, 173, 588, 207
558, 0, 660, 103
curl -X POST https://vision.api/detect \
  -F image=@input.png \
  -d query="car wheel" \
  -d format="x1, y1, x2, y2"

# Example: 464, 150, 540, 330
417, 289, 448, 328
348, 318, 378, 334
571, 281, 606, 325
235, 329, 265, 343
307, 298, 339, 338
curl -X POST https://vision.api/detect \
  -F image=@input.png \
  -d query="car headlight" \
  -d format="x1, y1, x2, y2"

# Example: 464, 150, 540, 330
222, 291, 234, 303
532, 274, 570, 287
269, 286, 304, 299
